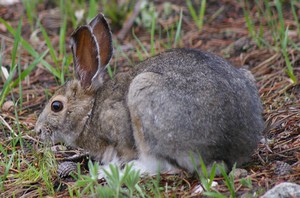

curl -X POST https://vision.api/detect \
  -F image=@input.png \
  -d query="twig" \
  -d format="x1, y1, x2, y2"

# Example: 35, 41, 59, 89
117, 0, 142, 40
0, 115, 18, 137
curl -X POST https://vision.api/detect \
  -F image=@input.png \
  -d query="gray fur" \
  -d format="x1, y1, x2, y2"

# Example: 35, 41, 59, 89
128, 49, 263, 172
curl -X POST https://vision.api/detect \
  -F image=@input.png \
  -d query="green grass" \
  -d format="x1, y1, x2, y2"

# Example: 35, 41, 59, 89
99, 0, 135, 29
241, 0, 298, 84
191, 154, 217, 193
131, 6, 184, 58
0, 18, 49, 107
0, 103, 57, 196
186, 0, 207, 32
69, 161, 148, 197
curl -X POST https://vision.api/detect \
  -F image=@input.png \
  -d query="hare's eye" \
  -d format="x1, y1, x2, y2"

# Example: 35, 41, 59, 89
51, 101, 63, 112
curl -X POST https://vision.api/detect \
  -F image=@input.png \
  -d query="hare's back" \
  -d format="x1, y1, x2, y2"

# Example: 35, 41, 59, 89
132, 48, 261, 116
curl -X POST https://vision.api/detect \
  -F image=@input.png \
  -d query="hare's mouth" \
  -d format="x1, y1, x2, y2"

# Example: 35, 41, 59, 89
36, 127, 57, 145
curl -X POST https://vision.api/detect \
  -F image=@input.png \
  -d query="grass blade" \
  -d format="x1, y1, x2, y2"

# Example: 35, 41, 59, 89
39, 23, 59, 66
0, 50, 48, 105
132, 29, 149, 57
59, 12, 67, 57
0, 18, 22, 105
281, 27, 297, 83
275, 0, 285, 35
174, 9, 183, 48
12, 50, 49, 88
0, 18, 61, 78
291, 0, 300, 35
186, 0, 198, 27
198, 0, 206, 31
3, 152, 15, 181
150, 8, 156, 56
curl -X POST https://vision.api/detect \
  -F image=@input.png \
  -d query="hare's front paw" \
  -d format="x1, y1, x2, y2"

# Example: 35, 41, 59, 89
97, 154, 180, 179
128, 154, 180, 176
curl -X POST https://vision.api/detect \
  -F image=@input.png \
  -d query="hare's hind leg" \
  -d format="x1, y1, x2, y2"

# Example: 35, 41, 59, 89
128, 72, 230, 175
128, 72, 180, 175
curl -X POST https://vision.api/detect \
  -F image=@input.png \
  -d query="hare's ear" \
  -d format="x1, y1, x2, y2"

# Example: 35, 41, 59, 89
89, 13, 113, 67
71, 25, 100, 89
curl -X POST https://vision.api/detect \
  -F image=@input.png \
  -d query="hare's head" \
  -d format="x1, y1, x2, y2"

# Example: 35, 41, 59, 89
35, 14, 113, 146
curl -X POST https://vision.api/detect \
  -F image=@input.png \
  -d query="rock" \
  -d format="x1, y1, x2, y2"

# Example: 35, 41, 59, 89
232, 168, 248, 178
262, 182, 300, 198
191, 181, 218, 196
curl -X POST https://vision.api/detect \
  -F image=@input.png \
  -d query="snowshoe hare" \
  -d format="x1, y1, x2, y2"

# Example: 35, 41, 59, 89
35, 13, 264, 175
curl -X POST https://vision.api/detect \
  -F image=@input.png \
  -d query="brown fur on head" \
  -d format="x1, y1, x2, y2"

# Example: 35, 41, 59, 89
35, 80, 95, 146
35, 13, 113, 148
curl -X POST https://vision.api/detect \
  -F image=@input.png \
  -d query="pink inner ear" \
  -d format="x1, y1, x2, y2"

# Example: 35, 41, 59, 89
89, 14, 113, 67
71, 26, 100, 88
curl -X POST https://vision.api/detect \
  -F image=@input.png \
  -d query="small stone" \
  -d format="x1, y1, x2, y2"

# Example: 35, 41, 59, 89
262, 182, 300, 198
191, 181, 218, 196
191, 184, 204, 195
260, 137, 273, 144
2, 100, 14, 112
232, 168, 248, 178
0, 23, 7, 32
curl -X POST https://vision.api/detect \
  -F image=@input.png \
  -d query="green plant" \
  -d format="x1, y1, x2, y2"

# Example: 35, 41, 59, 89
192, 155, 217, 192
0, 134, 57, 196
186, 0, 207, 32
281, 27, 297, 84
241, 0, 298, 84
87, 0, 99, 21
38, 16, 72, 85
219, 163, 236, 198
71, 161, 144, 197
203, 164, 237, 198
242, 0, 261, 47
240, 177, 253, 189
103, 163, 144, 197
0, 19, 48, 106
136, 1, 158, 30
23, 0, 39, 31
132, 29, 150, 60
140, 174, 163, 198
173, 9, 183, 48
291, 0, 300, 35
0, 18, 60, 81
132, 7, 184, 58
100, 0, 136, 29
